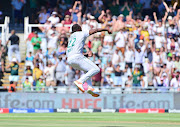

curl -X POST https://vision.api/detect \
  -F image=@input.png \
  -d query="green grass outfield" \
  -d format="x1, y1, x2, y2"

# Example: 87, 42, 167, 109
0, 113, 180, 127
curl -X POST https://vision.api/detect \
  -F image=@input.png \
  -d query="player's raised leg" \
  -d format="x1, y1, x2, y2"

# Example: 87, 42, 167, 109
86, 79, 99, 97
68, 55, 100, 95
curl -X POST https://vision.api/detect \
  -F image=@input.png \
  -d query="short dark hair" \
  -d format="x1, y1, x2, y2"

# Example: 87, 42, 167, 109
51, 25, 56, 28
72, 24, 82, 33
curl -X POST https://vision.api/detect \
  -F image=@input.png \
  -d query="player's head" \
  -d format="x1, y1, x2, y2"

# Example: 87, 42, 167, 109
72, 24, 82, 33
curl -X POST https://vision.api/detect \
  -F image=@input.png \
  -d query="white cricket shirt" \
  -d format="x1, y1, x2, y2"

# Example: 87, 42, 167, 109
67, 30, 89, 58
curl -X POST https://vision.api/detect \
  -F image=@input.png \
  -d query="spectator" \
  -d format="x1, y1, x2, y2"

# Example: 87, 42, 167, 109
26, 52, 34, 63
57, 21, 69, 34
65, 65, 76, 86
133, 0, 143, 16
105, 62, 114, 76
24, 65, 33, 83
11, 0, 25, 26
132, 65, 143, 87
148, 21, 156, 40
160, 73, 169, 88
133, 41, 148, 74
93, 0, 103, 8
170, 75, 180, 91
140, 0, 152, 17
146, 64, 154, 87
48, 12, 60, 25
166, 56, 174, 74
22, 77, 32, 92
64, 15, 72, 25
109, 0, 119, 16
58, 0, 68, 14
121, 2, 131, 17
151, 0, 160, 16
26, 30, 36, 54
104, 25, 113, 46
6, 30, 21, 62
112, 49, 121, 67
44, 60, 58, 87
49, 53, 57, 65
167, 38, 179, 52
92, 61, 102, 87
36, 49, 44, 60
103, 73, 113, 87
114, 65, 126, 87
113, 14, 125, 32
33, 54, 44, 71
175, 55, 180, 70
160, 47, 167, 64
0, 11, 3, 23
154, 31, 166, 49
6, 58, 20, 86
8, 81, 16, 93
56, 56, 66, 86
0, 49, 4, 86
163, 0, 177, 17
38, 7, 50, 24
59, 35, 68, 46
125, 45, 134, 72
39, 19, 52, 33
47, 31, 60, 55
31, 31, 42, 55
91, 36, 101, 54
36, 76, 45, 92
33, 64, 43, 86
71, 1, 82, 22
53, 7, 63, 20
0, 40, 5, 58
47, 25, 59, 36
29, 0, 38, 23
114, 28, 126, 58
89, 53, 99, 63
124, 75, 133, 93
89, 15, 98, 29
26, 30, 36, 42
93, 1, 103, 18
152, 48, 162, 73
57, 43, 67, 56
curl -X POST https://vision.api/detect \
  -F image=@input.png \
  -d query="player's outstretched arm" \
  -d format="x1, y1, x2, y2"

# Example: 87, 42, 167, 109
89, 28, 112, 35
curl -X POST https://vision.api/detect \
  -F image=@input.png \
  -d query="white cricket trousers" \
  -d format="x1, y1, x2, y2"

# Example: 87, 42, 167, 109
67, 54, 100, 86
8, 44, 21, 62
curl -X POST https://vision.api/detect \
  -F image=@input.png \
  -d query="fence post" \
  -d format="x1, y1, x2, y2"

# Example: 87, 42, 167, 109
1, 25, 5, 45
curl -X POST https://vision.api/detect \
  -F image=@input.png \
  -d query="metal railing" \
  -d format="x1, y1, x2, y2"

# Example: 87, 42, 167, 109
0, 16, 10, 45
1, 86, 179, 94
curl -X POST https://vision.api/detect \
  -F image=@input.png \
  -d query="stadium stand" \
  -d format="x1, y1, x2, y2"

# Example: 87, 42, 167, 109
0, 0, 180, 93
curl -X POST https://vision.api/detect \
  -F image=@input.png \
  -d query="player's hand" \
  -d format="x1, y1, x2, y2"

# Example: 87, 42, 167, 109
129, 11, 133, 15
153, 12, 156, 16
69, 9, 72, 13
101, 10, 105, 15
107, 29, 112, 34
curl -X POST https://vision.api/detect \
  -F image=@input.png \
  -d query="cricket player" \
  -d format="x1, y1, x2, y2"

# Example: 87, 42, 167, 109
67, 24, 111, 97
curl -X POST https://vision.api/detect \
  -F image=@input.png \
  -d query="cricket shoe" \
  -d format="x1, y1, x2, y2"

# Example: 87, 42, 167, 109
74, 80, 85, 93
87, 86, 100, 97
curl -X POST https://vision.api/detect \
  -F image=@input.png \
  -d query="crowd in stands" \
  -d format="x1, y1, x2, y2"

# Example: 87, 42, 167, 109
2, 0, 180, 92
